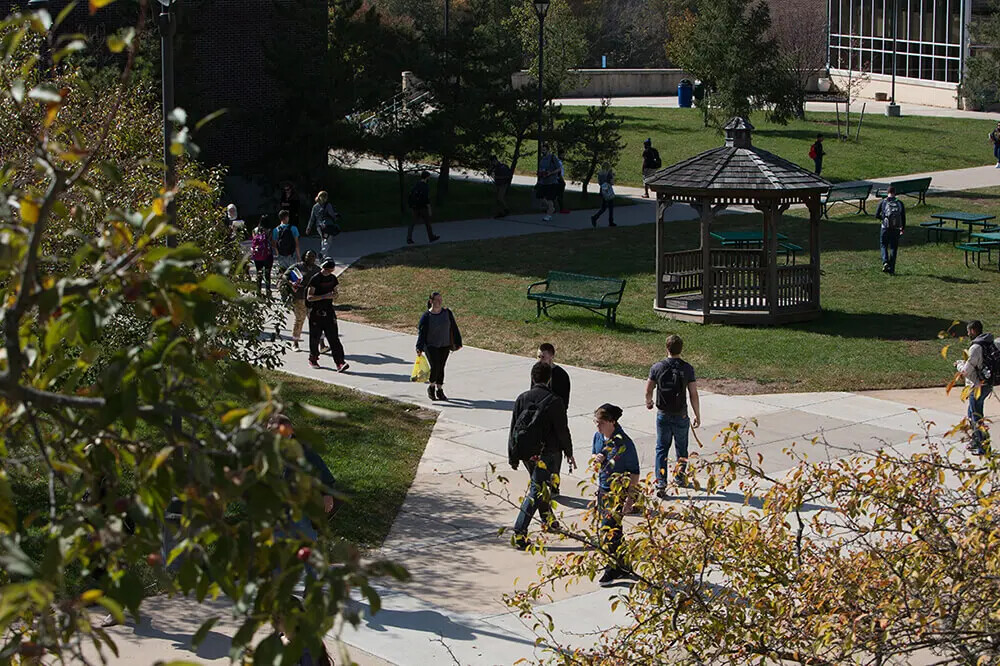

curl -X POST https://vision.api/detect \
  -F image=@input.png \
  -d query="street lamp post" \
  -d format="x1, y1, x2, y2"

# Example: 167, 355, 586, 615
27, 0, 51, 78
886, 0, 900, 117
533, 1, 550, 180
157, 0, 179, 247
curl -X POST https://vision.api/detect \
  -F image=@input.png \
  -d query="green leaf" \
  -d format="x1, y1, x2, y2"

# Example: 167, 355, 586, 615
299, 402, 347, 421
150, 446, 175, 472
27, 83, 62, 103
195, 108, 228, 132
198, 274, 238, 299
95, 597, 125, 626
0, 538, 36, 577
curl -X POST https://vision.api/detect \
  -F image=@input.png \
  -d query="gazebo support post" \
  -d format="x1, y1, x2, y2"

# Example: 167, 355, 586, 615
765, 201, 779, 316
807, 194, 822, 308
699, 196, 713, 321
655, 196, 665, 309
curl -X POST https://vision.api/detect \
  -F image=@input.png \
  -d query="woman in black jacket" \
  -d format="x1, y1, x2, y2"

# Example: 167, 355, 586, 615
416, 291, 462, 401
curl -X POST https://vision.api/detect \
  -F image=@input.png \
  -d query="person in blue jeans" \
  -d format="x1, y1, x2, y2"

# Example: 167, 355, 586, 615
591, 403, 640, 587
646, 334, 701, 498
956, 320, 998, 455
875, 186, 906, 275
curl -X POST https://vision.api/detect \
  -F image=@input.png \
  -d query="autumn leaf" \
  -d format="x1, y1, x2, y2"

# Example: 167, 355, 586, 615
20, 198, 39, 224
89, 0, 115, 15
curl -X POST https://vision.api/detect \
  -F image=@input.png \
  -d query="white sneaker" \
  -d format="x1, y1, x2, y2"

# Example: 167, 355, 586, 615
542, 215, 553, 222
995, 162, 1000, 168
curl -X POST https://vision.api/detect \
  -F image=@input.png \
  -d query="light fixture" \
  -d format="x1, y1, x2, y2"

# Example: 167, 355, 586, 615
533, 0, 550, 19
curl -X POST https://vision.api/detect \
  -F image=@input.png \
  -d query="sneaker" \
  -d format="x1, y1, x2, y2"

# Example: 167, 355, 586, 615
543, 520, 561, 533
591, 216, 597, 228
99, 613, 119, 628
428, 385, 438, 401
675, 475, 690, 489
995, 162, 1000, 168
292, 339, 300, 351
609, 221, 617, 227
336, 362, 350, 373
309, 360, 321, 369
655, 487, 668, 500
436, 387, 448, 401
429, 235, 440, 242
882, 263, 889, 273
406, 238, 415, 245
512, 533, 529, 551
969, 442, 987, 456
542, 215, 553, 222
598, 567, 622, 587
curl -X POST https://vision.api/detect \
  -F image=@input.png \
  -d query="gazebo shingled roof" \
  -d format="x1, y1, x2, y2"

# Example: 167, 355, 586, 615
646, 118, 829, 194
647, 117, 831, 325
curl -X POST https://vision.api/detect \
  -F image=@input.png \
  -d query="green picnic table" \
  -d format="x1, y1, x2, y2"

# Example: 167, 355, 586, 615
930, 211, 997, 242
968, 230, 1000, 270
711, 230, 789, 248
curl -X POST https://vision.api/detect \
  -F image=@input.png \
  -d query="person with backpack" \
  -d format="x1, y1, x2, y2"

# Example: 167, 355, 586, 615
416, 291, 462, 401
279, 182, 301, 235
534, 342, 571, 496
284, 250, 319, 351
956, 320, 1000, 455
876, 186, 906, 275
271, 210, 302, 271
646, 334, 701, 497
641, 138, 662, 199
809, 134, 825, 175
407, 171, 440, 245
250, 219, 275, 298
508, 362, 575, 550
591, 403, 640, 587
989, 122, 1000, 168
308, 191, 341, 257
488, 155, 513, 218
306, 259, 349, 372
591, 165, 617, 228
537, 145, 562, 223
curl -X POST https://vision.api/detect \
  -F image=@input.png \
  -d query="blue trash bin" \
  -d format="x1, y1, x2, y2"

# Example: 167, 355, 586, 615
677, 79, 693, 108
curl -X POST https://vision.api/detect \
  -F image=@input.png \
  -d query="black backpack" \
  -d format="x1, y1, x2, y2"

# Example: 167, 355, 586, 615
977, 337, 1000, 387
511, 393, 556, 461
276, 224, 296, 256
882, 198, 904, 230
655, 359, 687, 412
650, 148, 662, 169
408, 183, 423, 208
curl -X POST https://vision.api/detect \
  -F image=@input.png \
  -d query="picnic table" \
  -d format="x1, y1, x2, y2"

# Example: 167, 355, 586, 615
929, 211, 997, 243
711, 230, 789, 248
967, 230, 1000, 270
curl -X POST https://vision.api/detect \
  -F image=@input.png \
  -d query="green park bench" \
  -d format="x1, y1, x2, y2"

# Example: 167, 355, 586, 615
821, 182, 872, 218
874, 177, 932, 206
956, 241, 1000, 269
527, 271, 626, 328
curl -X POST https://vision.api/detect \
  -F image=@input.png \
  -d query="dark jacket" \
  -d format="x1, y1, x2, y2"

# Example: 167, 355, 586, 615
416, 308, 462, 352
507, 384, 573, 466
531, 364, 570, 407
410, 181, 431, 208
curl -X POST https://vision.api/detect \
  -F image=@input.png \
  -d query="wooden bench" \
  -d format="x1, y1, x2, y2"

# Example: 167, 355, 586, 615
821, 183, 872, 218
956, 241, 1000, 268
874, 177, 932, 206
527, 271, 626, 328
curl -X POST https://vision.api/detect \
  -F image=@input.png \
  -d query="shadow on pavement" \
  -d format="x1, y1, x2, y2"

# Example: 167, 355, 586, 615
131, 617, 233, 661
356, 602, 538, 649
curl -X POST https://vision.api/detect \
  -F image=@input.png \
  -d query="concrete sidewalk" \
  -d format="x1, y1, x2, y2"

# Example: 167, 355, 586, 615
105, 317, 972, 666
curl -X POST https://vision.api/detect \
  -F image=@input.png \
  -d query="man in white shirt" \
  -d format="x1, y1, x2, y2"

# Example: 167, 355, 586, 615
956, 320, 999, 455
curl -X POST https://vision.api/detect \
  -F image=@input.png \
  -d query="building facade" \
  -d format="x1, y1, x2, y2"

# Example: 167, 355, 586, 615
827, 0, 993, 107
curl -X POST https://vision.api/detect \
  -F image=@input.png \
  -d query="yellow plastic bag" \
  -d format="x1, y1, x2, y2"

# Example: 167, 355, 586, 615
410, 354, 431, 383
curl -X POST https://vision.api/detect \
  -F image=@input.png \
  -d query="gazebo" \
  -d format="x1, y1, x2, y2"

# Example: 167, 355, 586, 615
646, 118, 830, 325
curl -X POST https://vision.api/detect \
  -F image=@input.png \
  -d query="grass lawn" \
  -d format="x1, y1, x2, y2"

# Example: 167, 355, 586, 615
7, 369, 434, 593
328, 168, 622, 231
338, 187, 1000, 394
519, 107, 995, 187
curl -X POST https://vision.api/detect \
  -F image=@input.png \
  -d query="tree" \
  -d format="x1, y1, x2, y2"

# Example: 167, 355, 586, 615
511, 0, 587, 99
561, 99, 624, 194
0, 7, 402, 664
961, 0, 1000, 111
485, 413, 1000, 664
355, 100, 432, 214
665, 0, 796, 127
769, 0, 828, 119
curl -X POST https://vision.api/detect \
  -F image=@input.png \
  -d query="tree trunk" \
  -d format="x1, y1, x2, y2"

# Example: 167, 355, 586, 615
510, 136, 524, 173
436, 157, 450, 206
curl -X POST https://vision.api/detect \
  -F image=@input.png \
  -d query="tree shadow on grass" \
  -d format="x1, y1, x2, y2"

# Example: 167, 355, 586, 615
791, 310, 954, 340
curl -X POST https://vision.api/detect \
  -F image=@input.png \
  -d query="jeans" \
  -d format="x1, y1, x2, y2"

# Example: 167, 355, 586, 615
814, 156, 823, 175
994, 143, 1000, 162
513, 452, 560, 535
593, 198, 615, 225
425, 345, 450, 385
597, 490, 625, 568
408, 206, 435, 241
880, 227, 900, 273
969, 384, 993, 447
308, 310, 346, 365
495, 182, 510, 215
655, 412, 690, 488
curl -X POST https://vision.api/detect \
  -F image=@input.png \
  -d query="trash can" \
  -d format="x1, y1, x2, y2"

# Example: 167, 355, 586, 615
677, 79, 694, 108
693, 80, 705, 102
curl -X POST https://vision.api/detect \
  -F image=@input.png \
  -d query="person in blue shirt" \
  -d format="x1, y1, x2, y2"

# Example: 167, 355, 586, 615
591, 403, 639, 587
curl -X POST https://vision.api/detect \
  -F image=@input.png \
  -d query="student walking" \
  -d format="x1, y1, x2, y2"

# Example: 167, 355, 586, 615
279, 182, 300, 235
250, 220, 274, 298
537, 145, 562, 222
306, 259, 349, 372
591, 403, 640, 587
284, 250, 319, 351
810, 134, 825, 175
416, 292, 463, 401
646, 334, 701, 497
488, 155, 513, 218
990, 122, 1000, 168
308, 190, 340, 255
591, 165, 617, 228
535, 342, 571, 495
956, 320, 1000, 455
876, 186, 906, 275
509, 362, 575, 550
225, 204, 247, 240
407, 171, 440, 244
272, 210, 302, 271
641, 138, 662, 198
